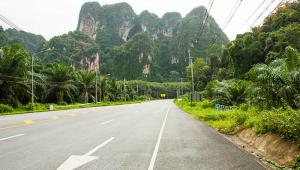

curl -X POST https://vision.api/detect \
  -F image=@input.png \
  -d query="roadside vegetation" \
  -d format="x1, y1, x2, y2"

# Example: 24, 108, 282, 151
0, 28, 190, 115
176, 1, 300, 168
0, 100, 143, 116
175, 98, 300, 141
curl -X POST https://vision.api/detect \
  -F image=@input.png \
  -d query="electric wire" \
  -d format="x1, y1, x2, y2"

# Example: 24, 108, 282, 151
197, 0, 215, 38
236, 0, 269, 32
222, 0, 243, 30
0, 14, 21, 31
249, 0, 278, 28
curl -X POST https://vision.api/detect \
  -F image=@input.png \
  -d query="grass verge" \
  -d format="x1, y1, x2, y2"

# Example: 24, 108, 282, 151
0, 100, 144, 116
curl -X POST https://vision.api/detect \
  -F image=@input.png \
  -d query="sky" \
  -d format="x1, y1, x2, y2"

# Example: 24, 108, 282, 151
0, 0, 283, 40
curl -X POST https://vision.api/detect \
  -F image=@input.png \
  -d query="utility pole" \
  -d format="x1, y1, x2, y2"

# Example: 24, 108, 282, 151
31, 54, 34, 110
95, 71, 98, 103
136, 84, 139, 96
99, 70, 101, 102
180, 77, 183, 96
188, 49, 194, 106
123, 78, 126, 101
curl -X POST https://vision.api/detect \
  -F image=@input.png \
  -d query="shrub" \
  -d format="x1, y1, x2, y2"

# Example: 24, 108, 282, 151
200, 100, 213, 108
201, 112, 223, 121
240, 103, 250, 111
0, 104, 13, 113
134, 95, 151, 101
244, 115, 260, 128
253, 109, 300, 140
57, 101, 68, 106
232, 110, 253, 125
294, 154, 300, 169
210, 120, 237, 134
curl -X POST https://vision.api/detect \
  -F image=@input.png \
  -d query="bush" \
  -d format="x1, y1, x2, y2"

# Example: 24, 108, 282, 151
201, 112, 223, 121
294, 154, 300, 169
134, 95, 151, 101
232, 110, 252, 125
240, 103, 250, 111
57, 101, 68, 106
200, 100, 212, 108
253, 109, 300, 140
210, 120, 237, 134
0, 104, 13, 113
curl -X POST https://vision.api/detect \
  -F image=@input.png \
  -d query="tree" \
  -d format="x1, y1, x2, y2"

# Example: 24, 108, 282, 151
44, 63, 77, 104
187, 58, 210, 91
0, 44, 31, 106
76, 70, 96, 103
248, 47, 300, 109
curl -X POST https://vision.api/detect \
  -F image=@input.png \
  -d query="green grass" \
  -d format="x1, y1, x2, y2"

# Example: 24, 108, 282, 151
0, 100, 144, 116
174, 98, 300, 141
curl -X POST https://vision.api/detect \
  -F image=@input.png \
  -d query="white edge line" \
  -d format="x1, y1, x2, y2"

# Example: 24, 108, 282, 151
101, 119, 114, 125
148, 106, 170, 170
84, 137, 114, 156
0, 134, 25, 141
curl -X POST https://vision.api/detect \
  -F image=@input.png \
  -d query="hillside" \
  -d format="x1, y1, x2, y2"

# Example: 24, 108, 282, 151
0, 2, 228, 82
76, 2, 228, 81
0, 27, 46, 53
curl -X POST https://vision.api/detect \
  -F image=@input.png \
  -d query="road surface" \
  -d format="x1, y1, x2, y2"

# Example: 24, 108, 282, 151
0, 100, 265, 170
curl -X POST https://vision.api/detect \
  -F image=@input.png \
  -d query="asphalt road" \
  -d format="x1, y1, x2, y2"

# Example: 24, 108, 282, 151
0, 100, 265, 170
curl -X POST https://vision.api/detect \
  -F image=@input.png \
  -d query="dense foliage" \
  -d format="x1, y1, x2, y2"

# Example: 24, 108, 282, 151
0, 34, 188, 109
38, 31, 99, 69
5, 28, 46, 53
177, 2, 300, 155
0, 44, 31, 107
110, 33, 155, 80
76, 2, 228, 81
175, 98, 300, 141
188, 1, 300, 110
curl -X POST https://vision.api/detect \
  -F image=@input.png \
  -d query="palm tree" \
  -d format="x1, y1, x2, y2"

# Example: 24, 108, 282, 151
44, 63, 77, 104
0, 44, 31, 107
214, 79, 249, 106
248, 47, 300, 108
76, 70, 95, 103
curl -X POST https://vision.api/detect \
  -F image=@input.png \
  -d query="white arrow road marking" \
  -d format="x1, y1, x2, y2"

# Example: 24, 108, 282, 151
100, 119, 114, 125
57, 137, 114, 170
83, 137, 114, 156
0, 134, 25, 141
148, 106, 170, 170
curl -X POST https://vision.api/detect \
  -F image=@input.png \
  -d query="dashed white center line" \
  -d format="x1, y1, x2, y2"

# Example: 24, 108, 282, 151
0, 134, 25, 141
101, 119, 114, 125
148, 106, 170, 170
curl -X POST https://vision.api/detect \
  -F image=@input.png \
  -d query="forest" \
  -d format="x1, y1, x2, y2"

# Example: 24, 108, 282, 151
0, 27, 190, 113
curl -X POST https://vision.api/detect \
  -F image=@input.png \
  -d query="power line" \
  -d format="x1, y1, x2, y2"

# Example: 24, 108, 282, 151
249, 0, 278, 28
268, 0, 288, 16
0, 14, 21, 31
222, 0, 240, 27
237, 0, 269, 32
222, 0, 243, 30
198, 0, 215, 38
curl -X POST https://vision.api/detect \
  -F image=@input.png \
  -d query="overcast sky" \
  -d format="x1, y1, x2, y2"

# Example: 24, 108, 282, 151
0, 0, 283, 40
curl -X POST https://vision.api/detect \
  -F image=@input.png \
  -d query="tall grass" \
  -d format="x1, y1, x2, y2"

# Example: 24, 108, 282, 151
174, 98, 300, 141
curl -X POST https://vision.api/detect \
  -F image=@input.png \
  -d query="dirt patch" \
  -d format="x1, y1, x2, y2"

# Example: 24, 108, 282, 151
225, 128, 300, 169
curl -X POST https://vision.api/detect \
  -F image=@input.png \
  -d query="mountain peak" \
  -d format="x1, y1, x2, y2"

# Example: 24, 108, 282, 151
186, 6, 207, 17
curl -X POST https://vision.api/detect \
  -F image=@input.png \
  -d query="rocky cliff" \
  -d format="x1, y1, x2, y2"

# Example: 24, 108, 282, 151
76, 2, 228, 81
